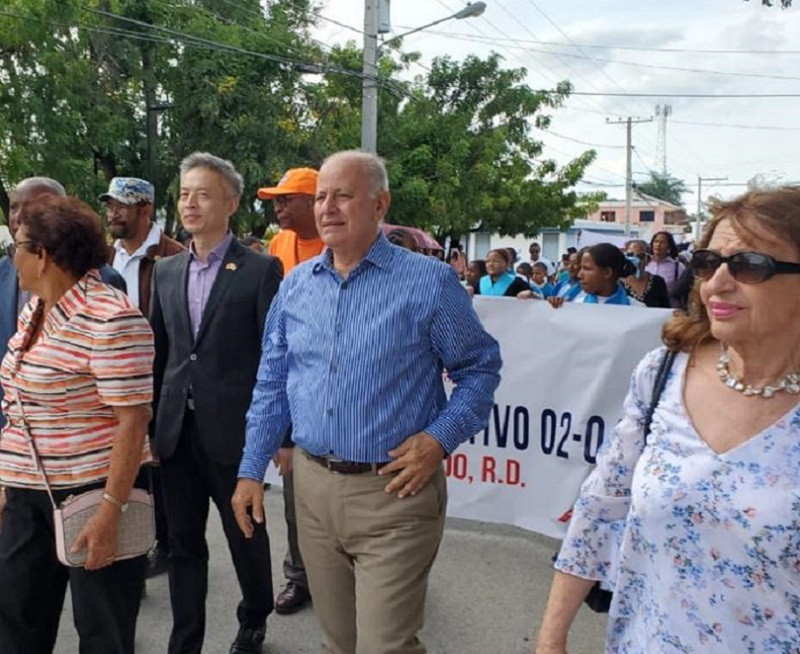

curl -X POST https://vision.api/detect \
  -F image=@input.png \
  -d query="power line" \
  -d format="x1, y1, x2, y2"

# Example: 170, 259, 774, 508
672, 119, 800, 131
415, 28, 800, 83
540, 130, 624, 149
394, 28, 800, 55
569, 92, 800, 98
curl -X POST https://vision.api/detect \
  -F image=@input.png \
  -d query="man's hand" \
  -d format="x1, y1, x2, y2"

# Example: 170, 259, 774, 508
71, 502, 120, 571
231, 479, 266, 539
272, 448, 293, 476
379, 432, 445, 498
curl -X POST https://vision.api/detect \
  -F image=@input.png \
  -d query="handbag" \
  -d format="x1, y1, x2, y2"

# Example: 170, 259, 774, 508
12, 389, 155, 568
582, 348, 677, 613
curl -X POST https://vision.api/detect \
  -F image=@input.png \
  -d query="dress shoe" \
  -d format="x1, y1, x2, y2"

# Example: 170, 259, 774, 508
274, 582, 311, 615
146, 547, 169, 579
229, 624, 266, 654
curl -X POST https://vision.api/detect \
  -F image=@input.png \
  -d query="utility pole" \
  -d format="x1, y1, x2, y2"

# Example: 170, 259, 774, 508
607, 116, 653, 236
361, 0, 381, 154
695, 175, 727, 241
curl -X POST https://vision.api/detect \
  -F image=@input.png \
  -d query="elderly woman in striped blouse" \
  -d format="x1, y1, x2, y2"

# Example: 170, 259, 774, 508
0, 196, 154, 654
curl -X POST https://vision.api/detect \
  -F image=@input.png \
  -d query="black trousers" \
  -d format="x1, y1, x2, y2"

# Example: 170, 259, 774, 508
281, 469, 308, 588
0, 483, 146, 654
161, 410, 273, 654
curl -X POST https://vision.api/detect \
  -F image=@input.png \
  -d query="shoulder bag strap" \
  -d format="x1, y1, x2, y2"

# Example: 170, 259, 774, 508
643, 349, 677, 446
12, 388, 58, 509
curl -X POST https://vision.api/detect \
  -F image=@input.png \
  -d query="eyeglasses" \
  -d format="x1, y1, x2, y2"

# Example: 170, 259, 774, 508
13, 240, 37, 252
273, 194, 302, 208
691, 248, 800, 284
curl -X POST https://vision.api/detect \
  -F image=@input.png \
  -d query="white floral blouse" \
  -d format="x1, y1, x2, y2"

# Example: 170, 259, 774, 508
555, 348, 800, 653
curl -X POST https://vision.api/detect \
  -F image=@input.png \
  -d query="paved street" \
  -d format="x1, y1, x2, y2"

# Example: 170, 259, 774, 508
56, 487, 606, 653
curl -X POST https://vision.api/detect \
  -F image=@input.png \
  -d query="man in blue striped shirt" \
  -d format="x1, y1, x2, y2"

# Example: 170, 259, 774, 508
233, 150, 501, 654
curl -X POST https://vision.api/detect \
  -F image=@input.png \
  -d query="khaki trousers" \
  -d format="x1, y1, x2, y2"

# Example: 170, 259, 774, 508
293, 448, 447, 654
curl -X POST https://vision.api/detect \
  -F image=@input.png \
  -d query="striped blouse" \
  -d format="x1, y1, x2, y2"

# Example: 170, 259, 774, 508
0, 271, 154, 489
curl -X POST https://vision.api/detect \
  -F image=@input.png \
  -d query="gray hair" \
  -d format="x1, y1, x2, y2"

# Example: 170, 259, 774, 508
625, 239, 649, 251
14, 177, 66, 197
322, 150, 389, 196
180, 152, 244, 198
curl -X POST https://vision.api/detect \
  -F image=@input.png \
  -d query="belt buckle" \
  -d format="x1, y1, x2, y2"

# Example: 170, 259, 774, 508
187, 397, 195, 411
326, 457, 343, 474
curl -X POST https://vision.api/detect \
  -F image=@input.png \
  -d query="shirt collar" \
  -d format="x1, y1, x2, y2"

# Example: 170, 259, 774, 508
114, 223, 162, 259
189, 231, 234, 263
313, 231, 393, 275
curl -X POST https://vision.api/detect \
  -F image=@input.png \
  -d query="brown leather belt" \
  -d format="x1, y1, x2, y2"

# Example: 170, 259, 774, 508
303, 449, 389, 475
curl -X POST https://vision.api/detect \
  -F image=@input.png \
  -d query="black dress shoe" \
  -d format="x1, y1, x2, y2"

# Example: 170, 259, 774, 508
274, 582, 312, 615
229, 624, 266, 654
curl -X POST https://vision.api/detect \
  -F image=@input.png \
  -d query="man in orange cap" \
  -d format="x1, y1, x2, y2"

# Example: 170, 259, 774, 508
258, 168, 322, 275
255, 167, 321, 616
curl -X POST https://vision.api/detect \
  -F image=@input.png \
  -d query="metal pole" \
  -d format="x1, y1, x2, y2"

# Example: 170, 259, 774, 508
361, 0, 379, 153
625, 117, 632, 236
607, 116, 653, 237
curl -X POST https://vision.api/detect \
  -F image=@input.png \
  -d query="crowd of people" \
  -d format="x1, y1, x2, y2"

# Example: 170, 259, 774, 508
0, 152, 797, 654
449, 232, 688, 310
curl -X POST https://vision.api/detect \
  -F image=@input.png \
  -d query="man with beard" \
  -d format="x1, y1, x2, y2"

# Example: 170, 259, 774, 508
102, 177, 184, 578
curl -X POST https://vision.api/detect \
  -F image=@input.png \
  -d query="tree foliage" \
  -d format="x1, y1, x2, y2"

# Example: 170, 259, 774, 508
0, 0, 596, 241
634, 172, 688, 207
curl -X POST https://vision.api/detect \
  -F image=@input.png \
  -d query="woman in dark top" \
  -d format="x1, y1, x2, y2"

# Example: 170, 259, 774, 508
623, 239, 671, 308
474, 248, 531, 297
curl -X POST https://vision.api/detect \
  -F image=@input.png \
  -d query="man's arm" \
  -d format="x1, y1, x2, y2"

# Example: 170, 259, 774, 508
148, 263, 168, 424
380, 267, 502, 497
233, 284, 293, 536
424, 268, 502, 452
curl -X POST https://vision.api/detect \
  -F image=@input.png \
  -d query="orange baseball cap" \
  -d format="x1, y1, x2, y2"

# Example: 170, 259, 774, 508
257, 167, 318, 200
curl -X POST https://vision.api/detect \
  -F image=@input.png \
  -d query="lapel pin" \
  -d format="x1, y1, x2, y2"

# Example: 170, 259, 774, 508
225, 262, 237, 271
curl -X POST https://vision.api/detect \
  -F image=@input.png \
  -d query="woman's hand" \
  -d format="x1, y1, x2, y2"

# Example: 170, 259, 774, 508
517, 290, 539, 300
547, 297, 565, 309
72, 501, 121, 570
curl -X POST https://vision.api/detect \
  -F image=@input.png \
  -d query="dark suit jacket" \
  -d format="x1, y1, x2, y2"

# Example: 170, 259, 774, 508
150, 239, 282, 465
0, 258, 126, 430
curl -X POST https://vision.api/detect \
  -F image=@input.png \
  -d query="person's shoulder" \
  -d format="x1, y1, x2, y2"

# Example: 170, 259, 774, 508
240, 243, 281, 272
157, 232, 185, 257
84, 275, 145, 321
0, 255, 13, 275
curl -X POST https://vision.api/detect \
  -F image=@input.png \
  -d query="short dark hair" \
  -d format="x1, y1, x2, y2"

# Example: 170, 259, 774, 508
20, 196, 108, 278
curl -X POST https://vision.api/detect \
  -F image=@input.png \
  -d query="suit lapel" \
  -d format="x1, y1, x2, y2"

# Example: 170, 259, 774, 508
194, 240, 244, 345
173, 251, 193, 343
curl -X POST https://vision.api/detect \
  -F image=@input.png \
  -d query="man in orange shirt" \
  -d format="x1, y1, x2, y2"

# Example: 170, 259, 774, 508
256, 167, 322, 615
258, 168, 323, 275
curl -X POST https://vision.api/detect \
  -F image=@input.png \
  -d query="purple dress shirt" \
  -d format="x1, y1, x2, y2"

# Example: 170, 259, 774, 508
187, 232, 234, 338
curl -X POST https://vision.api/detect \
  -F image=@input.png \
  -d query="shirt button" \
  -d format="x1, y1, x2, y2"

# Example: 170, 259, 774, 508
340, 281, 348, 290
189, 353, 198, 362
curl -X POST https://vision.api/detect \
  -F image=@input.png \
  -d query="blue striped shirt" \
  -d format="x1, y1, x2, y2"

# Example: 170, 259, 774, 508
238, 233, 502, 480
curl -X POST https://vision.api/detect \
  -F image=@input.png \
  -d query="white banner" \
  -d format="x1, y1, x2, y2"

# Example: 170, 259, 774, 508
267, 299, 670, 539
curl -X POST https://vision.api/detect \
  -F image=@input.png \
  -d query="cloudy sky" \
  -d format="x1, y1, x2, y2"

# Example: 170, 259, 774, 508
312, 0, 800, 207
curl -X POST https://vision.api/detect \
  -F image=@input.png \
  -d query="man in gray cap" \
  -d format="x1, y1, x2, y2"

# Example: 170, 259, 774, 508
101, 177, 184, 578
102, 177, 184, 318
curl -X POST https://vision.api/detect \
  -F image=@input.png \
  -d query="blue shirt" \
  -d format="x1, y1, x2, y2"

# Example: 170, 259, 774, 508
238, 233, 502, 480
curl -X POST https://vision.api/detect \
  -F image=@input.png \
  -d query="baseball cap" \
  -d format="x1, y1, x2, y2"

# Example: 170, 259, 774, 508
257, 168, 318, 200
99, 177, 155, 205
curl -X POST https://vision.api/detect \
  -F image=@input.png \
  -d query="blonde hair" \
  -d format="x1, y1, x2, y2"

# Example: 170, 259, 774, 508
662, 186, 800, 352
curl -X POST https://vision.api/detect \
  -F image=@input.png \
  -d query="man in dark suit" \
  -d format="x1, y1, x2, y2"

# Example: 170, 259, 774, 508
150, 152, 282, 654
0, 177, 126, 432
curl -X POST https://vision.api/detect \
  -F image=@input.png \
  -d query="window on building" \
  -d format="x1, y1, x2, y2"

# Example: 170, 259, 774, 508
639, 210, 655, 222
600, 211, 616, 222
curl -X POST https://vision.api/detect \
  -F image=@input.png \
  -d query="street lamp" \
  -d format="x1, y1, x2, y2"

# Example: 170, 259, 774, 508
361, 2, 487, 153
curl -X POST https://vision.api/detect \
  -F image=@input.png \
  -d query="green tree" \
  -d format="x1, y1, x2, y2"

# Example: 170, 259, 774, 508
634, 172, 687, 207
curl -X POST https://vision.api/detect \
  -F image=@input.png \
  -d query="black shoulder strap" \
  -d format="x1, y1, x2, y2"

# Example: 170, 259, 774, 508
643, 349, 677, 445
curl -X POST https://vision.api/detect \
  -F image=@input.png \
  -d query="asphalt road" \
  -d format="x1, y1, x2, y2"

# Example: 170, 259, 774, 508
55, 487, 606, 653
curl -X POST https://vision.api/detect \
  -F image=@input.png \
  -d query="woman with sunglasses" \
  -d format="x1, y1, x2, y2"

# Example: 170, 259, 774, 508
535, 187, 800, 654
622, 239, 671, 308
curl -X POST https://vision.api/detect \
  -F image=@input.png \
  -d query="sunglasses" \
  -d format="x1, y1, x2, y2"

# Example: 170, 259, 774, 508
691, 249, 800, 284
